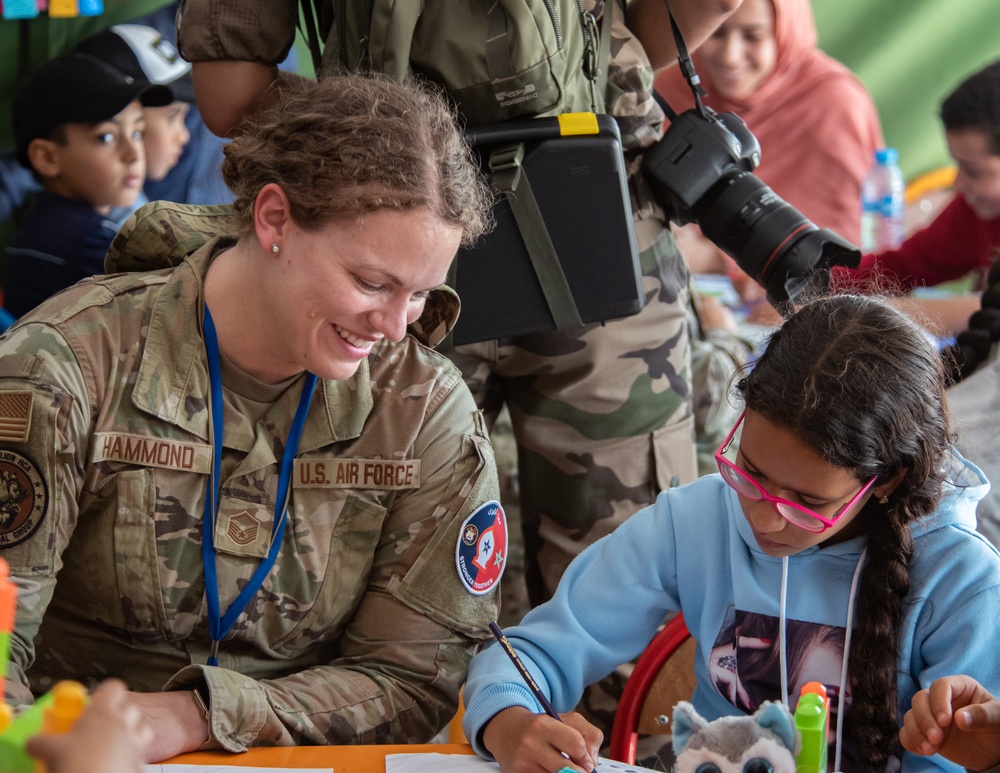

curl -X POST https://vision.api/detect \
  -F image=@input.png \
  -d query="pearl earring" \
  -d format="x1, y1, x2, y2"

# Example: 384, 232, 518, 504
270, 244, 280, 254
879, 494, 889, 505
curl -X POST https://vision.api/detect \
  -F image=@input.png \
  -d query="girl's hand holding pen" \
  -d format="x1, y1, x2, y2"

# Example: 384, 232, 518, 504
482, 705, 602, 773
485, 621, 600, 772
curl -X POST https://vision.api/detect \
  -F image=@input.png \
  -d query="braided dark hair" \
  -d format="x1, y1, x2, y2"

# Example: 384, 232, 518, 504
737, 295, 951, 771
941, 256, 1000, 382
937, 59, 1000, 381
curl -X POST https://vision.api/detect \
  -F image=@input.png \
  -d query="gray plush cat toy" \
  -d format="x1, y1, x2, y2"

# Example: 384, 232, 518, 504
672, 701, 800, 773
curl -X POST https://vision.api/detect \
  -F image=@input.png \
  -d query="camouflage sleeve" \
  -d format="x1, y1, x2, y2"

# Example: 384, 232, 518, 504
0, 322, 92, 705
599, 0, 666, 154
164, 374, 502, 751
176, 0, 299, 65
596, 0, 671, 227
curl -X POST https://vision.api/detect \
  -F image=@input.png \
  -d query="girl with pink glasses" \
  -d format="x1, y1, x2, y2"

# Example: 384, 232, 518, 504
463, 294, 1000, 773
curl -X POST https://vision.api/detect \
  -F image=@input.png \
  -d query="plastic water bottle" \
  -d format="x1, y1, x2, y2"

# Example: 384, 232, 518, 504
860, 147, 905, 252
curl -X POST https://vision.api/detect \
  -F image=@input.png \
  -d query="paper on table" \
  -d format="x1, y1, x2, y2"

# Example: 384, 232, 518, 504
144, 766, 332, 773
385, 752, 660, 772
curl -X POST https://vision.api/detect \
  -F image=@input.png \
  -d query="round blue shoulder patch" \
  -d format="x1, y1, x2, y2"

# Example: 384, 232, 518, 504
455, 499, 507, 595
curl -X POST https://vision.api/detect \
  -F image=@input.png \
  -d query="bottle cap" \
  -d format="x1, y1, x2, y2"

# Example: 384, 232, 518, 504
875, 147, 899, 164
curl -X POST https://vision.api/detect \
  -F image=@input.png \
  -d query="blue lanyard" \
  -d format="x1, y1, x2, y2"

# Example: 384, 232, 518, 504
201, 306, 317, 666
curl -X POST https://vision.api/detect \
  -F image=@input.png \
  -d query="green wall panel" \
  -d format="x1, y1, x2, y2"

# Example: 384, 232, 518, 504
813, 0, 1000, 180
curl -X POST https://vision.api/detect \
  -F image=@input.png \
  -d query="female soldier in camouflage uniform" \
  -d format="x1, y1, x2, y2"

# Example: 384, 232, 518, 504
0, 74, 502, 761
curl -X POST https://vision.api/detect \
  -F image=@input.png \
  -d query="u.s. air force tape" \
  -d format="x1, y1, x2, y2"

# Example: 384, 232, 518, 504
91, 435, 423, 492
294, 459, 421, 490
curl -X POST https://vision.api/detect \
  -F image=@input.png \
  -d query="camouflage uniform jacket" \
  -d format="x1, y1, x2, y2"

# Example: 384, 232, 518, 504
177, 0, 668, 154
0, 226, 501, 750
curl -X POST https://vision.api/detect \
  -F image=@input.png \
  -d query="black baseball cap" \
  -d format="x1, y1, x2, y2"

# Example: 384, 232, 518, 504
75, 24, 195, 104
13, 50, 173, 168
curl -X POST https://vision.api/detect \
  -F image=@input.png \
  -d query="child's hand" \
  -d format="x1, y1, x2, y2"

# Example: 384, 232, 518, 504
26, 679, 152, 773
482, 705, 602, 773
900, 675, 1000, 771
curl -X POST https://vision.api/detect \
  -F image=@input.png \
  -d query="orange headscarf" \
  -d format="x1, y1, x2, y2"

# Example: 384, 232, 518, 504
654, 0, 883, 244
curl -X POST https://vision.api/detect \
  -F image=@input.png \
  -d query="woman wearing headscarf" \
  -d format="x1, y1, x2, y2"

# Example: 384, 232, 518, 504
655, 0, 883, 280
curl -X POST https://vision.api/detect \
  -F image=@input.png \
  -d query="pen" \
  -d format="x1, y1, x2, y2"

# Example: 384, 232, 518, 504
488, 621, 597, 773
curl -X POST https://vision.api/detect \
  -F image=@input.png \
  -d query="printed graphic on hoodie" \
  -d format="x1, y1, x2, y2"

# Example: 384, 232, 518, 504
710, 608, 852, 730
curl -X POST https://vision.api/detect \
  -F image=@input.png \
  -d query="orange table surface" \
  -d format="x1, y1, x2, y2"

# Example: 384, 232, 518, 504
167, 742, 477, 771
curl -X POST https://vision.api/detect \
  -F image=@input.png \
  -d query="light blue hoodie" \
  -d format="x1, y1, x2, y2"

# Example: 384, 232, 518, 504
464, 449, 1000, 773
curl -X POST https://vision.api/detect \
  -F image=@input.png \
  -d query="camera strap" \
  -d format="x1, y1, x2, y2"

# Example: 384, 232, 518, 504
488, 143, 583, 330
660, 0, 708, 117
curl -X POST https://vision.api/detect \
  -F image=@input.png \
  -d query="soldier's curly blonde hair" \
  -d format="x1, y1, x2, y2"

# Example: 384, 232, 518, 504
221, 73, 492, 246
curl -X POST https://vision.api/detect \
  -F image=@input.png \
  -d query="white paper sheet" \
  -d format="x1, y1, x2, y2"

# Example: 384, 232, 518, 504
385, 752, 660, 772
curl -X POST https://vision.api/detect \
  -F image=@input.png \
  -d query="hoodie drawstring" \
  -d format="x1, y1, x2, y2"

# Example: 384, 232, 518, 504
779, 556, 789, 707
779, 549, 867, 773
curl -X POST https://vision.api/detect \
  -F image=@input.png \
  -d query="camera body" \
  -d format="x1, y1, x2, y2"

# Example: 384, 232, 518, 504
643, 105, 860, 308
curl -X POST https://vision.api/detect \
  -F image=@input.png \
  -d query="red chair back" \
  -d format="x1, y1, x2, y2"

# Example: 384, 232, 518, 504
608, 614, 693, 764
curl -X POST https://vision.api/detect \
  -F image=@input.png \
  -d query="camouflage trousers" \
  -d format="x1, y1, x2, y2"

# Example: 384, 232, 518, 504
445, 214, 696, 605
444, 215, 697, 750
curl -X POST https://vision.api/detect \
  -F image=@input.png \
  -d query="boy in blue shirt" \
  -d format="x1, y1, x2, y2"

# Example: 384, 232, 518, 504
4, 51, 171, 319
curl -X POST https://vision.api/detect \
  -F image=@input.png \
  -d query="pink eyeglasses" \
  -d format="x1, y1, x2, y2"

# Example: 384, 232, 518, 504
715, 411, 878, 533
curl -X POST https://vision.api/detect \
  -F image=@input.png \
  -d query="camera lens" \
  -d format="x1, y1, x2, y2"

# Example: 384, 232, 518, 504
640, 104, 860, 308
694, 170, 860, 307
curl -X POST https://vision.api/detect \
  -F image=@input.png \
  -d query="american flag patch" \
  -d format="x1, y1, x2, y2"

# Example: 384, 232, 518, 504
0, 392, 32, 443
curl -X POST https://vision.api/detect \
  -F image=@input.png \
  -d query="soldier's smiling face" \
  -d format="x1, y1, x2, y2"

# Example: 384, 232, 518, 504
265, 207, 461, 382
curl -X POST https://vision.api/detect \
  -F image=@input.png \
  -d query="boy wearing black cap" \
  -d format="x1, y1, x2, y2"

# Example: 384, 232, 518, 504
4, 51, 171, 319
76, 24, 195, 184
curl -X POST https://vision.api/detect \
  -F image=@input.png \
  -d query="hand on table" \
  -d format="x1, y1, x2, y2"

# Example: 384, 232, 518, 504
729, 267, 769, 309
900, 675, 1000, 771
482, 705, 602, 773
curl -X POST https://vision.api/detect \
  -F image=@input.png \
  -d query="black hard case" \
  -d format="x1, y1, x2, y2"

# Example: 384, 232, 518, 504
448, 114, 645, 345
